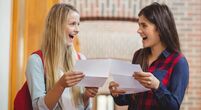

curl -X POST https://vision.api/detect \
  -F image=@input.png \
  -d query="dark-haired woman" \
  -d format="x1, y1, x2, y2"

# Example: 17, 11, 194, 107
109, 2, 189, 110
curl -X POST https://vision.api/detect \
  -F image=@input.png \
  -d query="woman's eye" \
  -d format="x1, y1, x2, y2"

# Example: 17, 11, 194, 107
142, 24, 147, 28
71, 22, 76, 25
70, 22, 80, 26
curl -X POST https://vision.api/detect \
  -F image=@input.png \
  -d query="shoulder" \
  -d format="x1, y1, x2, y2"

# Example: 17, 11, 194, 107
28, 54, 43, 66
26, 53, 45, 83
172, 52, 189, 70
177, 54, 188, 67
26, 53, 44, 74
173, 52, 188, 65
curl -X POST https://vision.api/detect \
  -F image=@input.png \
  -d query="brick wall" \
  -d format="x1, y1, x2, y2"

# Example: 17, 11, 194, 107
62, 0, 201, 109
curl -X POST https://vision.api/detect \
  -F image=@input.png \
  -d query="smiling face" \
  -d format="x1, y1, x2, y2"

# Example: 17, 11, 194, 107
65, 10, 80, 46
137, 15, 163, 49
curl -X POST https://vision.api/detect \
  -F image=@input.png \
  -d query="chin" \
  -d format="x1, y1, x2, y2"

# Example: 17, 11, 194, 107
67, 43, 73, 46
143, 44, 150, 48
143, 44, 147, 48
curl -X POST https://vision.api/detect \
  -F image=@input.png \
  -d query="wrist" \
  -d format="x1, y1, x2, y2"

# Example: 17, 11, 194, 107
56, 81, 65, 91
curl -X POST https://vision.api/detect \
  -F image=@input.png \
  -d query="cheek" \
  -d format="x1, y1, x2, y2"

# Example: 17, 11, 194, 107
151, 35, 161, 44
65, 28, 69, 33
65, 26, 72, 33
153, 32, 160, 41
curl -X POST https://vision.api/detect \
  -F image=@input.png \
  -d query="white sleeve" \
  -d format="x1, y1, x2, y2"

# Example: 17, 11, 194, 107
26, 54, 49, 110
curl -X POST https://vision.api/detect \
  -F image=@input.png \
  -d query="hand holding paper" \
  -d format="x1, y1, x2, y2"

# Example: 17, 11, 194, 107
109, 81, 126, 97
134, 71, 160, 90
74, 59, 109, 87
74, 59, 150, 93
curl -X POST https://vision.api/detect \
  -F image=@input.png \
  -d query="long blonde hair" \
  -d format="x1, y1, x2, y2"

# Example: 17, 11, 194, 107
41, 3, 82, 107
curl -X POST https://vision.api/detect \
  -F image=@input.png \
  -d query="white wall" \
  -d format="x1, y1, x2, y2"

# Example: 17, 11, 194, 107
0, 0, 12, 109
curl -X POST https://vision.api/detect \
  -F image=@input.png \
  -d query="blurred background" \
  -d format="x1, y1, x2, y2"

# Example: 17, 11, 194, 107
0, 0, 200, 110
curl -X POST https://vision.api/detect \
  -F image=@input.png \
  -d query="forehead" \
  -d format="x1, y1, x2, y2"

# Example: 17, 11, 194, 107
138, 15, 151, 24
67, 11, 80, 22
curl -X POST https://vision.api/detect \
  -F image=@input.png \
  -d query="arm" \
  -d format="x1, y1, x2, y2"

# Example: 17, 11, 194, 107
44, 72, 84, 109
153, 57, 189, 110
26, 54, 84, 110
26, 54, 64, 109
26, 54, 50, 109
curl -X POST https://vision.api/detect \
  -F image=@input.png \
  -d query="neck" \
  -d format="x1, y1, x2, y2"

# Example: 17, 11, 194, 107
150, 43, 166, 58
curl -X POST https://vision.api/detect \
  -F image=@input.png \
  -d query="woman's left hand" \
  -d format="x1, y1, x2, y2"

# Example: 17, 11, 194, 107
84, 87, 99, 98
83, 87, 98, 107
133, 72, 160, 90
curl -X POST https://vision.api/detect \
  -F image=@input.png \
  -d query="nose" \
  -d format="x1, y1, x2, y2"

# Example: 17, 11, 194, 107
75, 25, 79, 34
137, 27, 142, 34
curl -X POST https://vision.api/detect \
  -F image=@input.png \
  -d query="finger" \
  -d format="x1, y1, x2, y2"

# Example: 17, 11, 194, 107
66, 74, 85, 81
85, 90, 97, 97
89, 92, 96, 97
111, 88, 126, 93
85, 87, 99, 94
85, 87, 98, 89
68, 82, 79, 87
64, 71, 83, 75
109, 82, 119, 89
137, 78, 151, 85
90, 89, 98, 93
134, 72, 151, 77
86, 88, 98, 94
90, 89, 98, 94
112, 93, 119, 97
88, 91, 97, 97
134, 75, 148, 79
109, 81, 119, 86
136, 75, 153, 83
111, 90, 126, 96
73, 71, 83, 74
138, 80, 152, 89
66, 77, 83, 85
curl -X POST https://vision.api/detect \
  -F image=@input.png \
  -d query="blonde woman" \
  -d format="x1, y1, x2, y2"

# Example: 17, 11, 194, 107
26, 3, 98, 110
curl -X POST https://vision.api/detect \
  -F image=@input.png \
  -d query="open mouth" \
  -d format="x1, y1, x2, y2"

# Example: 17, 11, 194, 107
69, 34, 74, 39
142, 36, 148, 40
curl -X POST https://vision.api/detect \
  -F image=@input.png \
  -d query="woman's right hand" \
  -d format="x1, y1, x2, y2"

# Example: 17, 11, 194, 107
109, 81, 126, 97
58, 71, 85, 88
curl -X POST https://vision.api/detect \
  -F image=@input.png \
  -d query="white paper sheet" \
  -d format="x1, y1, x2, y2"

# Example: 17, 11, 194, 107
75, 59, 109, 87
75, 59, 149, 93
112, 74, 149, 94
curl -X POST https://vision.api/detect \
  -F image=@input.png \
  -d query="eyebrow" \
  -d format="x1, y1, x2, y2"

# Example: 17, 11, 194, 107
138, 20, 146, 24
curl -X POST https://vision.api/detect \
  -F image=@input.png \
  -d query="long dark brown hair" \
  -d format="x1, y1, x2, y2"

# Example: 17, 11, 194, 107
133, 2, 181, 71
